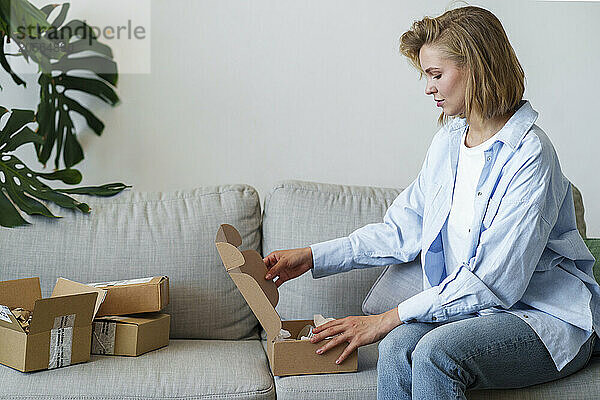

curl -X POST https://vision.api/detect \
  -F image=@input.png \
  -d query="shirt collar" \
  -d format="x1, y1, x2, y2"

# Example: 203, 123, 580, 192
448, 100, 539, 151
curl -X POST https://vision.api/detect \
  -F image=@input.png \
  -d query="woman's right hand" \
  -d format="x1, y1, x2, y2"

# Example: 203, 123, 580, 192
263, 247, 313, 287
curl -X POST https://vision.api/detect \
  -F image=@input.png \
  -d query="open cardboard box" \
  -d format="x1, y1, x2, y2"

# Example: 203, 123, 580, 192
92, 312, 170, 356
215, 224, 358, 376
87, 276, 169, 317
0, 277, 106, 372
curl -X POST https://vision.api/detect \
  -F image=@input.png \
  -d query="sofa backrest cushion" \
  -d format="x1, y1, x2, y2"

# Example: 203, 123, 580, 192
262, 180, 402, 320
0, 185, 261, 340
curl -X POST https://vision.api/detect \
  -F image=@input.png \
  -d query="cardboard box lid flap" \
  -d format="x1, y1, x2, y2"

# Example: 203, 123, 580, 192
216, 225, 281, 338
0, 306, 26, 333
0, 277, 41, 310
229, 272, 281, 337
52, 278, 107, 319
29, 292, 98, 334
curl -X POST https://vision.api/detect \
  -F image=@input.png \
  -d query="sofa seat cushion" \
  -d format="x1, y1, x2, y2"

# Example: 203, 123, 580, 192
0, 340, 275, 400
0, 185, 262, 340
272, 340, 599, 400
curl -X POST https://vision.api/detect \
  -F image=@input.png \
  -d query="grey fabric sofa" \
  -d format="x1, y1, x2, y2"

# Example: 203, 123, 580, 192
0, 180, 597, 399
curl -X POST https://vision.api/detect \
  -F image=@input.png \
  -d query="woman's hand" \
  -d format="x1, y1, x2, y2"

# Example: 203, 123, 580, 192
263, 247, 313, 287
310, 308, 403, 364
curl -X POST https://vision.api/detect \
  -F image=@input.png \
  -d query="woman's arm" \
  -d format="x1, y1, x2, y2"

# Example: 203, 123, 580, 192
310, 146, 433, 278
395, 137, 562, 323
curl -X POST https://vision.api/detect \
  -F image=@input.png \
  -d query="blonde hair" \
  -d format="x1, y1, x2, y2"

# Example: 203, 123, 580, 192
399, 5, 525, 127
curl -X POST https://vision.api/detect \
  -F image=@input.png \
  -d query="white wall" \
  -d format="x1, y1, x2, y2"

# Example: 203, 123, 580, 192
3, 0, 600, 236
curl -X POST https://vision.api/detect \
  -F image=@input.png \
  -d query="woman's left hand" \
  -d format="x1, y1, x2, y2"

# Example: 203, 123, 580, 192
310, 308, 403, 364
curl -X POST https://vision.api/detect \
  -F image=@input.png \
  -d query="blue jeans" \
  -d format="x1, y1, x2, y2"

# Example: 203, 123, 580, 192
377, 312, 595, 400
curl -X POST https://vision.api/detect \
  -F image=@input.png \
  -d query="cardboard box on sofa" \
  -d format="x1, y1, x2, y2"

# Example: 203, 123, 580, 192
215, 224, 358, 376
88, 276, 169, 316
92, 312, 170, 356
0, 277, 106, 372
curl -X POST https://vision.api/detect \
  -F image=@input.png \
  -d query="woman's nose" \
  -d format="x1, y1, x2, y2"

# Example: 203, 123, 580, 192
425, 81, 436, 95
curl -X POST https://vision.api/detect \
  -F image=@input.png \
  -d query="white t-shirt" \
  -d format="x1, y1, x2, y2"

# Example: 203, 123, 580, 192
443, 128, 498, 276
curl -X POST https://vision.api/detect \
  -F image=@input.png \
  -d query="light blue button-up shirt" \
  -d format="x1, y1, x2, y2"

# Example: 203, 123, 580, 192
310, 100, 599, 371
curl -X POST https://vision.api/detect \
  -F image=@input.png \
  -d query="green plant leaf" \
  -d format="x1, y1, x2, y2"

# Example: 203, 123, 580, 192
0, 189, 30, 227
0, 34, 26, 87
0, 108, 36, 150
56, 183, 132, 196
0, 108, 130, 228
48, 3, 70, 29
37, 168, 82, 184
34, 15, 120, 169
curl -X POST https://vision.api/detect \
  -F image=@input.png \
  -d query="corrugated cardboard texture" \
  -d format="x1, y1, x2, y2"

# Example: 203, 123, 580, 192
95, 277, 169, 317
271, 320, 358, 376
216, 226, 281, 338
93, 313, 170, 356
215, 224, 358, 376
29, 293, 97, 334
24, 325, 92, 372
0, 328, 26, 371
52, 278, 107, 319
0, 277, 41, 311
0, 278, 98, 372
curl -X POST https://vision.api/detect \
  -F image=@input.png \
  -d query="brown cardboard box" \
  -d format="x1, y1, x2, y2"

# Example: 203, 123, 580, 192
0, 277, 106, 372
215, 224, 358, 376
92, 313, 170, 356
88, 276, 169, 316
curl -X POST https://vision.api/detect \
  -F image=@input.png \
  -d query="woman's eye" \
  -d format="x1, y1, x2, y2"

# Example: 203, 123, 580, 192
434, 75, 442, 79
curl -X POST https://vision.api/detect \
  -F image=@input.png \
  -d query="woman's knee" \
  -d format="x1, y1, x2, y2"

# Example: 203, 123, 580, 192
411, 328, 455, 367
378, 323, 433, 363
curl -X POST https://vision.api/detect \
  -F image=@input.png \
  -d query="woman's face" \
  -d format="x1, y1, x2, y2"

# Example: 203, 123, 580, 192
419, 45, 468, 117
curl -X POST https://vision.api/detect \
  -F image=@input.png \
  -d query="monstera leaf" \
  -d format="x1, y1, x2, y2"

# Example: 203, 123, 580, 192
0, 0, 56, 88
0, 107, 129, 228
35, 3, 119, 169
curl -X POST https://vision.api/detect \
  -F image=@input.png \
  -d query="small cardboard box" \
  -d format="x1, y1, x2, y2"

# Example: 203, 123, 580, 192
92, 313, 170, 356
0, 277, 106, 372
215, 224, 358, 376
87, 276, 169, 317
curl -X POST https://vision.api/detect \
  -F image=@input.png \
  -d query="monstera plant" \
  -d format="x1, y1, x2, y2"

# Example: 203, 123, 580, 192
0, 0, 129, 228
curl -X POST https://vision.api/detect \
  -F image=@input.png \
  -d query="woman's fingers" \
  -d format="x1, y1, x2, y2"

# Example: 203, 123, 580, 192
312, 318, 342, 334
310, 322, 345, 344
335, 341, 359, 364
265, 258, 285, 280
315, 332, 348, 355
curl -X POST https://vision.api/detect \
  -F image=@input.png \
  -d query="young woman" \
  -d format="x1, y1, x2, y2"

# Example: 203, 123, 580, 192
263, 5, 599, 399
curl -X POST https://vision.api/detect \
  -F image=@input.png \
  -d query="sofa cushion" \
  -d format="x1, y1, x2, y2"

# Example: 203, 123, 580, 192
271, 341, 378, 400
572, 184, 587, 239
271, 340, 600, 400
362, 259, 422, 315
0, 185, 261, 340
584, 239, 600, 284
262, 180, 402, 320
0, 340, 275, 400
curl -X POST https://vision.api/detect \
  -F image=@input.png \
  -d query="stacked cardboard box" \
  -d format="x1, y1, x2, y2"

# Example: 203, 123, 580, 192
86, 276, 170, 357
0, 276, 170, 373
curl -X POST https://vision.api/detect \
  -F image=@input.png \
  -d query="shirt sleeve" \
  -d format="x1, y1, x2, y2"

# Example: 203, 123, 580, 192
397, 139, 562, 323
310, 151, 430, 279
